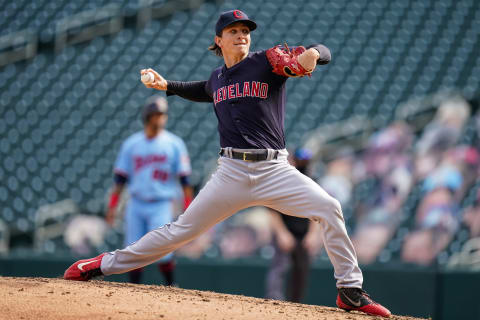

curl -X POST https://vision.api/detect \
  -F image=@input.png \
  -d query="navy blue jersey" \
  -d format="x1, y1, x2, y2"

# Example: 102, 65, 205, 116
166, 44, 330, 150
205, 50, 287, 149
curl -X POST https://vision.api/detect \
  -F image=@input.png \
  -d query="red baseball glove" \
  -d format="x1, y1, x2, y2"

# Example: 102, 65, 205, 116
266, 43, 312, 77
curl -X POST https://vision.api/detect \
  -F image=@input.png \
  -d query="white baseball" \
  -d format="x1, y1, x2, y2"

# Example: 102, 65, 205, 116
141, 72, 155, 84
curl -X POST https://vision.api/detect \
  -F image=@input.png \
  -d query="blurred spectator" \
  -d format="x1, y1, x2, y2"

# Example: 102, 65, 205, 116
173, 102, 478, 269
352, 166, 413, 264
265, 148, 322, 303
362, 121, 413, 179
401, 161, 463, 265
463, 189, 480, 239
219, 224, 259, 259
318, 147, 354, 206
415, 96, 471, 180
421, 163, 463, 195
217, 207, 273, 259
64, 215, 108, 256
447, 189, 480, 270
400, 97, 476, 266
445, 146, 480, 202
351, 122, 414, 264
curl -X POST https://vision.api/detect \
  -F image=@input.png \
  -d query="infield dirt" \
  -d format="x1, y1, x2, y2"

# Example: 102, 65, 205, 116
0, 277, 427, 320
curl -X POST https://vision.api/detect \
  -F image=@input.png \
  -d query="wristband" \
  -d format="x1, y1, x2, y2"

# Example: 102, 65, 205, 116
109, 192, 120, 209
183, 195, 192, 210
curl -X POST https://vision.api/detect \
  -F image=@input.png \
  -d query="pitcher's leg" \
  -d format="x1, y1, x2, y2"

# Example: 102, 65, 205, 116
257, 163, 362, 288
101, 166, 250, 275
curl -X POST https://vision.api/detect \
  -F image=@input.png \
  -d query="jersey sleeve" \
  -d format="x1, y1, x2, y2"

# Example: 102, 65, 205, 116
114, 140, 132, 178
306, 44, 331, 65
166, 80, 213, 103
173, 138, 192, 177
205, 75, 214, 98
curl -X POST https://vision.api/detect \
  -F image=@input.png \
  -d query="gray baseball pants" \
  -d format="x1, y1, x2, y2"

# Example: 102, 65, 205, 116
101, 149, 363, 288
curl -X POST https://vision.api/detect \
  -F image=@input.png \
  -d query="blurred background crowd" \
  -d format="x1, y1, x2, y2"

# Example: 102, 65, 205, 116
37, 91, 480, 272
173, 95, 480, 269
1, 0, 480, 277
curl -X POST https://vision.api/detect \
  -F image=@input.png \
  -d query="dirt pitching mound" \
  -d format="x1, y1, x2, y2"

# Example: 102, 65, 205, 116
0, 277, 425, 320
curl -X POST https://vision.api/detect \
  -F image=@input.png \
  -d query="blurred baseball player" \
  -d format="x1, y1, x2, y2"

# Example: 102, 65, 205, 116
265, 148, 321, 303
105, 96, 193, 285
65, 10, 391, 317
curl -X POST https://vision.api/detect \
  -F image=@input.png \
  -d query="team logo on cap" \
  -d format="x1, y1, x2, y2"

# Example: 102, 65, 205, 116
233, 10, 244, 18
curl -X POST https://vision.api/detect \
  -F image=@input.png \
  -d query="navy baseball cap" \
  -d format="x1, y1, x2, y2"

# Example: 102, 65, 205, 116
142, 96, 168, 123
215, 10, 257, 36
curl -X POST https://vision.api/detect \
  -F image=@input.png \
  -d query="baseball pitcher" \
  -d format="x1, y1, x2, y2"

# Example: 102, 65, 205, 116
65, 10, 391, 318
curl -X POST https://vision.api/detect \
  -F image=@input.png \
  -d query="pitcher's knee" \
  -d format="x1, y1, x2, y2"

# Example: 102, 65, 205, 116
322, 196, 343, 219
329, 197, 342, 214
309, 195, 344, 222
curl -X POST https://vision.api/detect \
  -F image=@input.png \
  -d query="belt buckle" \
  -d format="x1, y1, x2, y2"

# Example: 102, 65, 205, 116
242, 152, 252, 162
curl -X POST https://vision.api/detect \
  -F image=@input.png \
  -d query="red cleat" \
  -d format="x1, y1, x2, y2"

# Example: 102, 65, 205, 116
64, 253, 106, 281
336, 287, 391, 318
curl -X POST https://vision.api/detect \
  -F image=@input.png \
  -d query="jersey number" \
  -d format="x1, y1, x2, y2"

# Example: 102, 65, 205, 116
153, 169, 169, 181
